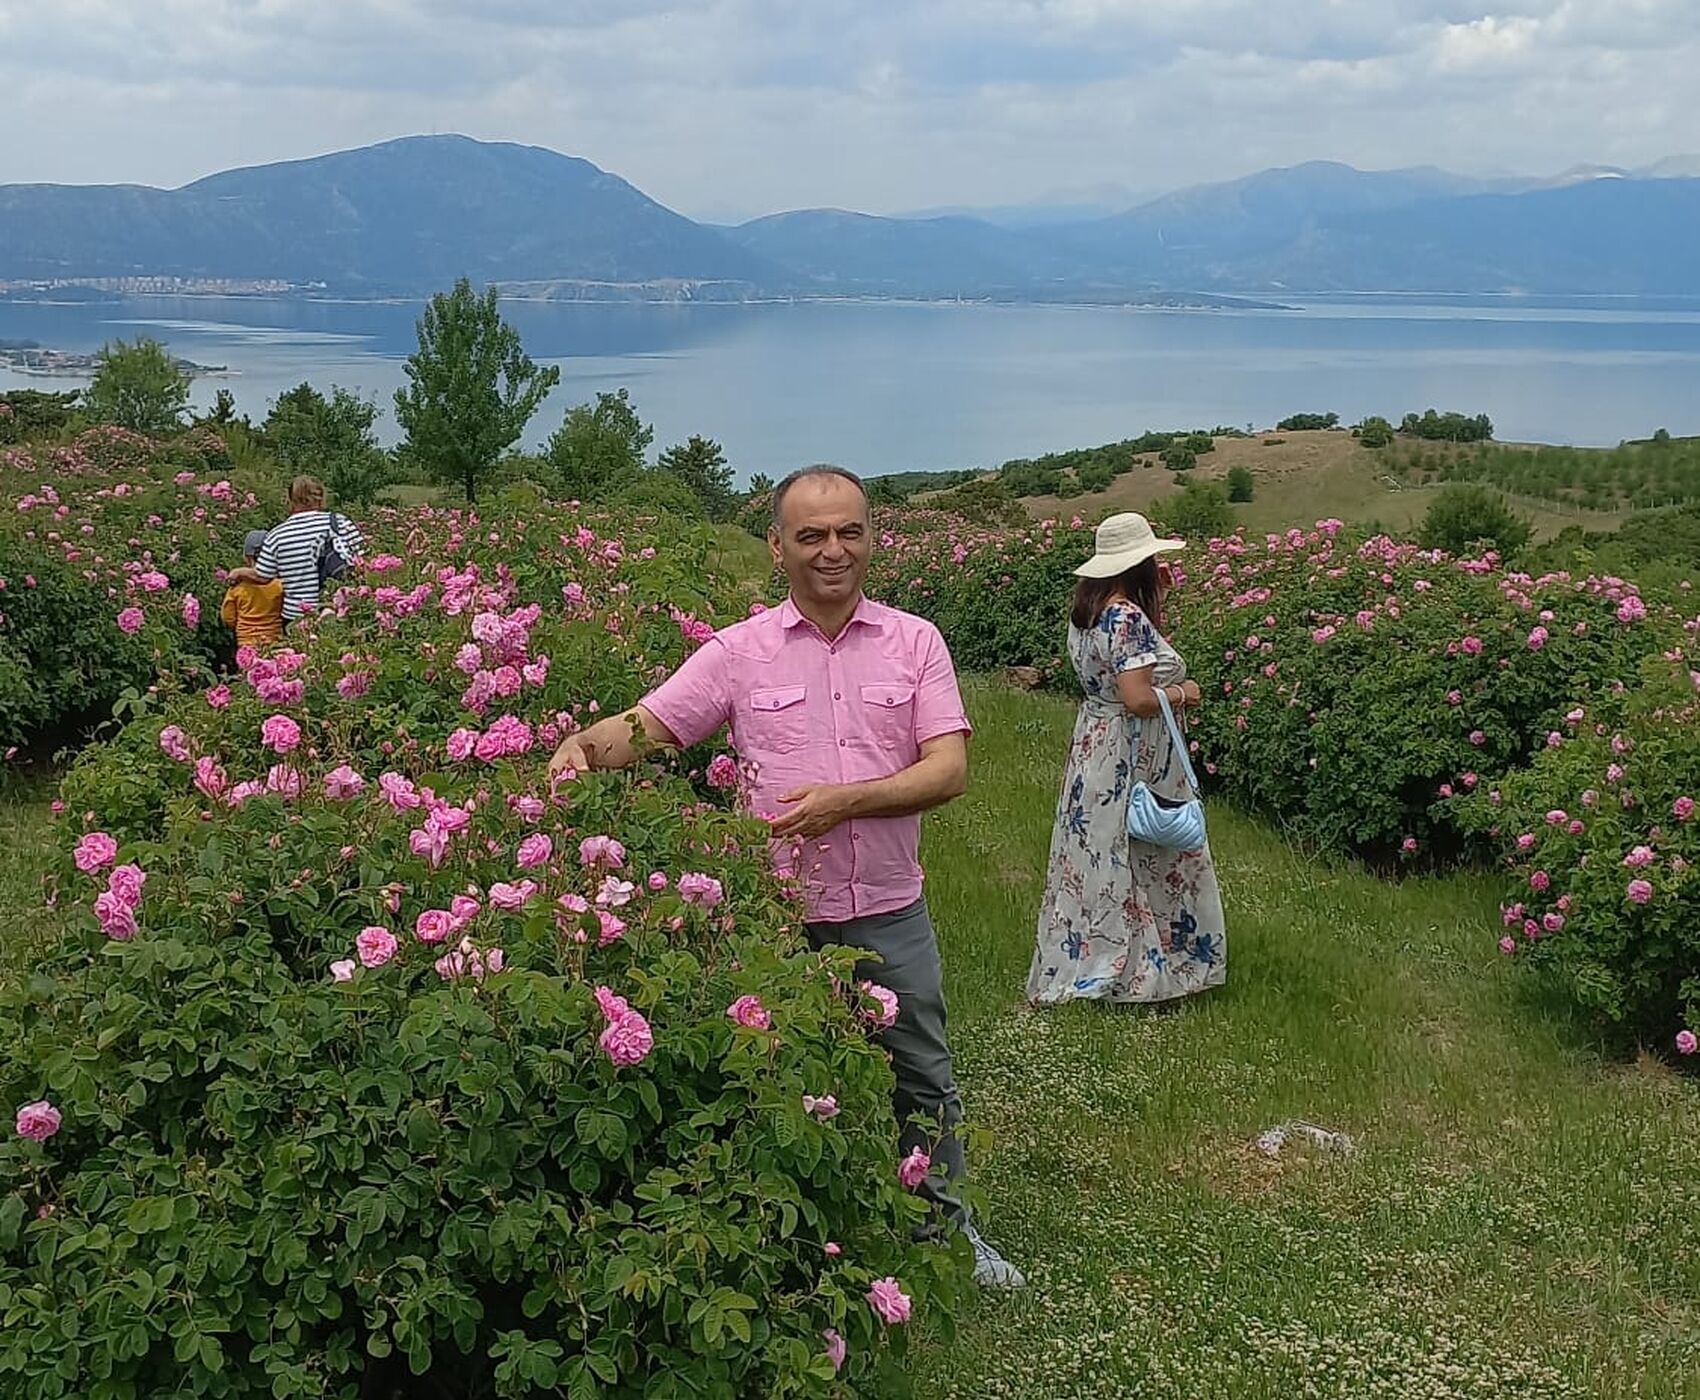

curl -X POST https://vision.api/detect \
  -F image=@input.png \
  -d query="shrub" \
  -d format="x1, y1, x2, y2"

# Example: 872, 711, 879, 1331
0, 432, 275, 749
1276, 413, 1339, 432
1357, 416, 1395, 449
1, 496, 964, 1396
1159, 445, 1196, 473
1162, 483, 1235, 541
1455, 659, 1700, 1050
1225, 466, 1255, 503
1419, 486, 1532, 559
1074, 461, 1114, 494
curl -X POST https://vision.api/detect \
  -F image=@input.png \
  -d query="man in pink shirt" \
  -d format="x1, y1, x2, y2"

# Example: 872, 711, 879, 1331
547, 465, 1024, 1289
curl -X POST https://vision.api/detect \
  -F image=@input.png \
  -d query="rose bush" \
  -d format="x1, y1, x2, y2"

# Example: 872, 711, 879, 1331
868, 509, 1693, 864
0, 489, 965, 1396
0, 427, 270, 749
1453, 656, 1700, 1051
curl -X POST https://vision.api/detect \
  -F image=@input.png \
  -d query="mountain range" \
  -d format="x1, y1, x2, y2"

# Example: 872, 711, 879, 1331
1, 135, 1696, 301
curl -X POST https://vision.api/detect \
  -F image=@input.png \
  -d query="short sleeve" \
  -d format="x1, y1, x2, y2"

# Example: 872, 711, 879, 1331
253, 530, 280, 581
336, 515, 364, 560
913, 623, 973, 743
640, 638, 734, 749
1106, 602, 1161, 674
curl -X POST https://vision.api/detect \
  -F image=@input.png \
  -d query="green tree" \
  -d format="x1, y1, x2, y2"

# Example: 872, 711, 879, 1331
1225, 465, 1255, 502
656, 434, 736, 520
264, 382, 395, 506
1418, 485, 1532, 557
544, 388, 653, 503
0, 389, 81, 444
394, 278, 560, 503
1358, 415, 1395, 448
1160, 444, 1197, 472
84, 337, 190, 435
1159, 482, 1235, 539
1277, 411, 1339, 432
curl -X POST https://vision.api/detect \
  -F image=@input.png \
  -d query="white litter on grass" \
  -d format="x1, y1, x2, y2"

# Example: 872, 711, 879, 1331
1255, 1120, 1358, 1158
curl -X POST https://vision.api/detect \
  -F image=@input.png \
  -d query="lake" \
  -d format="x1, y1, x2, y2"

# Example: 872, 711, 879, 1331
4, 293, 1698, 482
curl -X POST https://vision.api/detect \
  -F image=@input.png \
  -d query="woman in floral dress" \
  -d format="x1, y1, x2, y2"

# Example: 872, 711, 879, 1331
1027, 512, 1227, 1005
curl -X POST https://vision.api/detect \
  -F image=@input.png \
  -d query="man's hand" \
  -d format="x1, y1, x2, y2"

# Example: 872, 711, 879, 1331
226, 566, 263, 585
1179, 680, 1202, 708
547, 735, 591, 783
770, 784, 857, 840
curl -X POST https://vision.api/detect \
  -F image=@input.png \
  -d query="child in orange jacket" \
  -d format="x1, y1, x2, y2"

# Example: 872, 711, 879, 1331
220, 529, 284, 649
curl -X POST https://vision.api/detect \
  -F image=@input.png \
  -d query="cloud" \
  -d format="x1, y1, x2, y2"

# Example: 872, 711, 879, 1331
1, 0, 1697, 215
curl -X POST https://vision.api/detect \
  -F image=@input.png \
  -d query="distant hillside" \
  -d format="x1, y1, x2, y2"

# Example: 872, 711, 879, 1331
1, 139, 1697, 299
0, 136, 776, 295
1046, 160, 1700, 294
724, 210, 1089, 295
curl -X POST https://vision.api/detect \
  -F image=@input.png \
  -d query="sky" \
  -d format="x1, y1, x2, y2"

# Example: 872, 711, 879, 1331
1, 0, 1694, 221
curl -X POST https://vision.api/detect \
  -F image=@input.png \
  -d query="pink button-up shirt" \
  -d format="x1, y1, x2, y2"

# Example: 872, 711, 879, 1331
642, 595, 972, 924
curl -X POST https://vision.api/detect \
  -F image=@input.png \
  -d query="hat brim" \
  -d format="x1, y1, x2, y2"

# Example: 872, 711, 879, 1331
1073, 537, 1184, 577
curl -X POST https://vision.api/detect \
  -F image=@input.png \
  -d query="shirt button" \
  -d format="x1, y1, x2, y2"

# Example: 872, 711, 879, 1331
838, 738, 847, 746
834, 691, 842, 700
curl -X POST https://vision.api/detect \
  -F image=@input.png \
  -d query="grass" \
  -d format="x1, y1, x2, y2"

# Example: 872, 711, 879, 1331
3, 685, 1695, 1397
911, 682, 1700, 1399
0, 790, 59, 976
1019, 432, 1632, 543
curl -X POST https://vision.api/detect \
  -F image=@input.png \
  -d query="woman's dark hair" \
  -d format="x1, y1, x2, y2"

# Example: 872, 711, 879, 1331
1071, 557, 1162, 631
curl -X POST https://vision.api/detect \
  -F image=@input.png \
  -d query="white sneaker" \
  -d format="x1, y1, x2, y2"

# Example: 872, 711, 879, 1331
963, 1223, 1026, 1290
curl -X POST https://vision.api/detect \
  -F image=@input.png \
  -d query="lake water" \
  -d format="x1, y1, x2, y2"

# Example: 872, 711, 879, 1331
4, 293, 1698, 482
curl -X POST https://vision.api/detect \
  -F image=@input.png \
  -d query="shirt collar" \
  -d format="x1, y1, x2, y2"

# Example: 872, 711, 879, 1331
778, 594, 883, 636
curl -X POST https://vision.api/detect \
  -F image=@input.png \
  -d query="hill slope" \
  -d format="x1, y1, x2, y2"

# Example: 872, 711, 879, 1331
0, 135, 776, 294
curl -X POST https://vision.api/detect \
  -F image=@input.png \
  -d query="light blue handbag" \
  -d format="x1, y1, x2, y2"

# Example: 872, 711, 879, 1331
1125, 687, 1207, 852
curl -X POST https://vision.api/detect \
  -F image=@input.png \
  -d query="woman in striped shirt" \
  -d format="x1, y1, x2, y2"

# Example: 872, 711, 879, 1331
227, 476, 364, 622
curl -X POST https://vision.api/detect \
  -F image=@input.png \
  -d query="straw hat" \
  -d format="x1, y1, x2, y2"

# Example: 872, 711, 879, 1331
1073, 512, 1184, 578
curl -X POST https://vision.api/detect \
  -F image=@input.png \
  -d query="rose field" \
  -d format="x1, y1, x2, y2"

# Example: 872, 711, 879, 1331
1, 432, 1697, 1398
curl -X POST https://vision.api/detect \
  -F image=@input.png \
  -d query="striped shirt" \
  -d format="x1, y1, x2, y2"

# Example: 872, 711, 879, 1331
254, 510, 364, 619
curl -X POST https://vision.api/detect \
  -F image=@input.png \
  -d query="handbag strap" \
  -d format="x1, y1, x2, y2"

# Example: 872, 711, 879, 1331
1154, 687, 1201, 795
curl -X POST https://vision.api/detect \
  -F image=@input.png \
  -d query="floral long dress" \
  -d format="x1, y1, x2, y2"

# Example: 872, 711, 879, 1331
1026, 600, 1227, 1005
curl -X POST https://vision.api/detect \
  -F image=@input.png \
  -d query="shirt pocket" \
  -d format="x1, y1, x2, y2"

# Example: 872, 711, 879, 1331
747, 685, 810, 752
860, 682, 917, 748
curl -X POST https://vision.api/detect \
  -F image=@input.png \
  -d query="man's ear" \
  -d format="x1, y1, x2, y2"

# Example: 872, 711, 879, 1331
768, 527, 783, 569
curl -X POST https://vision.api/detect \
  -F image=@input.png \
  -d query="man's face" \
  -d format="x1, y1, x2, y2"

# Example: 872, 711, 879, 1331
769, 475, 872, 608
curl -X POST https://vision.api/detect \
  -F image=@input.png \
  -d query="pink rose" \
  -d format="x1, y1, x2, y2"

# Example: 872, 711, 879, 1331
823, 1330, 847, 1373
158, 725, 191, 762
323, 764, 365, 800
1675, 796, 1695, 822
897, 1146, 930, 1188
415, 909, 455, 943
1623, 845, 1655, 870
516, 833, 554, 870
803, 1094, 840, 1119
182, 594, 201, 628
647, 871, 669, 892
261, 714, 301, 754
825, 1241, 842, 1257
1676, 1030, 1698, 1056
356, 927, 398, 967
1626, 878, 1653, 905
726, 994, 771, 1030
595, 910, 627, 946
866, 1277, 912, 1325
193, 756, 227, 800
450, 893, 482, 927
578, 834, 625, 869
678, 872, 724, 908
706, 754, 739, 789
116, 606, 144, 635
14, 1101, 61, 1142
1498, 936, 1517, 954
205, 684, 231, 709
73, 831, 118, 874
330, 959, 356, 983
488, 880, 538, 911
1526, 626, 1548, 649
596, 876, 636, 907
860, 981, 900, 1030
94, 889, 138, 940
107, 863, 146, 909
378, 772, 422, 811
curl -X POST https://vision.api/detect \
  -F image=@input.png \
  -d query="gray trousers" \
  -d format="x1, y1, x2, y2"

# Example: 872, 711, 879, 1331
806, 897, 968, 1224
